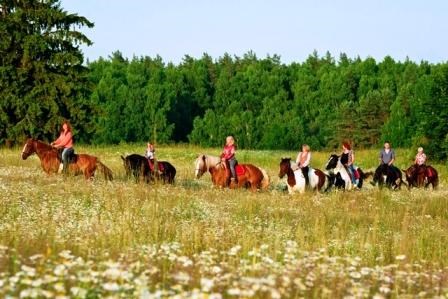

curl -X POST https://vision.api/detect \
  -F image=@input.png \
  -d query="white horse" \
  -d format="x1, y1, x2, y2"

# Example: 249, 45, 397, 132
325, 154, 358, 190
194, 153, 270, 189
278, 158, 328, 194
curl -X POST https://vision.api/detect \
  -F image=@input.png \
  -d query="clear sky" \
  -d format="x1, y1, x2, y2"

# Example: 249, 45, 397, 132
61, 0, 448, 64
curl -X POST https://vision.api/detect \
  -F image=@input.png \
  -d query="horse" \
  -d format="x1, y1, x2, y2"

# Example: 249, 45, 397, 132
371, 164, 403, 189
121, 154, 176, 184
403, 165, 438, 189
21, 138, 113, 181
208, 160, 269, 191
194, 153, 270, 189
121, 154, 151, 183
278, 158, 328, 194
325, 154, 370, 190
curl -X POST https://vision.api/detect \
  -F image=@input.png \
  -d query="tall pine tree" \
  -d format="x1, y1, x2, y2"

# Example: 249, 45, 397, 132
0, 0, 93, 144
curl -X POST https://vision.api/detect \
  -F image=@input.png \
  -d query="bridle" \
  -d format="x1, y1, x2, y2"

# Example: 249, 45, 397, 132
21, 140, 35, 158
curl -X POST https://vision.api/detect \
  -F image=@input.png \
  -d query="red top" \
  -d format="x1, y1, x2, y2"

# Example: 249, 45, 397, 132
53, 131, 73, 148
222, 144, 236, 160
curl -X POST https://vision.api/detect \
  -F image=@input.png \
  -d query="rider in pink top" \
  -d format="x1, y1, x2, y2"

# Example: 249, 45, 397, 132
51, 120, 74, 174
414, 147, 427, 166
221, 136, 237, 184
296, 144, 311, 188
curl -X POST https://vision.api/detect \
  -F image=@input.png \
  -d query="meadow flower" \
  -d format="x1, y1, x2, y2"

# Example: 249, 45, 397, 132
200, 277, 214, 292
103, 282, 120, 292
228, 245, 241, 256
395, 255, 406, 261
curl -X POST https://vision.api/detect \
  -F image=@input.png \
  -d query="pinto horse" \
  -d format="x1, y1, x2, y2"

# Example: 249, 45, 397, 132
194, 154, 270, 189
21, 138, 113, 180
371, 164, 403, 189
325, 154, 370, 190
121, 154, 176, 184
403, 165, 438, 189
209, 160, 269, 191
279, 158, 327, 194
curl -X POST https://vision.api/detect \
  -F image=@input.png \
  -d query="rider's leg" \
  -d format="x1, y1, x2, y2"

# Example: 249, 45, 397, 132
302, 166, 309, 188
229, 158, 237, 183
61, 148, 70, 175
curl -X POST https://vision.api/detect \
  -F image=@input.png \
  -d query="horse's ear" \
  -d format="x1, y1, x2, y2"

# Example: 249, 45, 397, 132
120, 155, 125, 161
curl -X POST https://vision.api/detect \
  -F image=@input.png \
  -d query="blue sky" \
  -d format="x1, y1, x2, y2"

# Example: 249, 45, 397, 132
61, 0, 448, 64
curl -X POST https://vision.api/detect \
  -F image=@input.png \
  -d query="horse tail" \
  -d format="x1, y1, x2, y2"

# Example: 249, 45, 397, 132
258, 167, 270, 190
97, 161, 113, 181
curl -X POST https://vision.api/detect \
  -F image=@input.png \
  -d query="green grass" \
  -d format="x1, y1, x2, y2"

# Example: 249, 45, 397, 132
0, 144, 447, 298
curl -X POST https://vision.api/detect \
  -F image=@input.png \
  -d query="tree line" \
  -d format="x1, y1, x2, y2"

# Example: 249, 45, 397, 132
1, 1, 448, 160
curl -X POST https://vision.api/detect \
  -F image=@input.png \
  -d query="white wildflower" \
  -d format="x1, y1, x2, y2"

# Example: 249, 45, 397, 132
53, 264, 66, 276
173, 272, 190, 284
104, 267, 121, 280
228, 245, 242, 256
350, 271, 362, 279
200, 278, 214, 292
227, 288, 241, 296
395, 255, 406, 261
71, 287, 87, 297
103, 282, 120, 292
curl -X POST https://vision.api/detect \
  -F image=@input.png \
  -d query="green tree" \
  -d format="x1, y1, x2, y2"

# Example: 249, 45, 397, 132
0, 0, 94, 144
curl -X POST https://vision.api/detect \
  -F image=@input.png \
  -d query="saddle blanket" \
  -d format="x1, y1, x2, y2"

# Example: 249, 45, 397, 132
148, 159, 164, 172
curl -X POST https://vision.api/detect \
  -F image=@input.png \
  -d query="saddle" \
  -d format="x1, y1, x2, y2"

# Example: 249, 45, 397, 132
57, 148, 77, 163
148, 159, 164, 172
235, 165, 245, 176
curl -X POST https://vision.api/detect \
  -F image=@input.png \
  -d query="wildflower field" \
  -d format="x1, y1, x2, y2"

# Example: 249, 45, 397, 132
0, 144, 447, 298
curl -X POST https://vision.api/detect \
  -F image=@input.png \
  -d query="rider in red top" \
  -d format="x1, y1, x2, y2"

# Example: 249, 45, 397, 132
51, 120, 74, 174
221, 136, 237, 184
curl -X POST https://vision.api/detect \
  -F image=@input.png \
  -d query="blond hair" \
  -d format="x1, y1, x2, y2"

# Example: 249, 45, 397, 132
302, 144, 310, 152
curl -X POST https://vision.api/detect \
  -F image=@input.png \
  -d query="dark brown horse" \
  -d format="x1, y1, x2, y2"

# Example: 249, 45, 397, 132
21, 138, 113, 180
403, 165, 438, 189
209, 161, 269, 191
121, 154, 176, 184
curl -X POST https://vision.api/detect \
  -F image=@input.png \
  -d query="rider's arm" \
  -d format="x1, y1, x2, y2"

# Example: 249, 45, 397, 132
350, 151, 355, 165
388, 150, 395, 166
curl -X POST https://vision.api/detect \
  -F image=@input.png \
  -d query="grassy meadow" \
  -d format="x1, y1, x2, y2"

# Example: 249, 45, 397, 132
0, 144, 447, 298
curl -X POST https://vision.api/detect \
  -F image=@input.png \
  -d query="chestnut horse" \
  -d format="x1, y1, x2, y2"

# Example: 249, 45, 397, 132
279, 158, 328, 194
403, 165, 438, 189
21, 138, 113, 180
208, 160, 269, 191
194, 154, 270, 189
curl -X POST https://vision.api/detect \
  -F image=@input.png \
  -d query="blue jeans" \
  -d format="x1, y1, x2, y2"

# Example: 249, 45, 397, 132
228, 158, 237, 179
347, 164, 356, 184
62, 147, 74, 164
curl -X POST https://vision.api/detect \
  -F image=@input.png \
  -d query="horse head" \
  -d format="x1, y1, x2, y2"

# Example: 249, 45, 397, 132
194, 154, 207, 179
325, 154, 339, 170
21, 138, 36, 160
279, 158, 291, 179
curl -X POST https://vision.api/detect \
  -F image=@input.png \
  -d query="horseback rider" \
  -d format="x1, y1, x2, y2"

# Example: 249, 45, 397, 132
414, 146, 427, 180
145, 142, 155, 161
341, 142, 357, 186
145, 142, 162, 174
414, 147, 427, 168
296, 144, 311, 188
379, 141, 395, 167
221, 136, 238, 184
51, 120, 74, 175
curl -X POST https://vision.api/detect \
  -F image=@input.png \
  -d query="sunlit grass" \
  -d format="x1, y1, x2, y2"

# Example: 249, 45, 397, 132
0, 144, 447, 297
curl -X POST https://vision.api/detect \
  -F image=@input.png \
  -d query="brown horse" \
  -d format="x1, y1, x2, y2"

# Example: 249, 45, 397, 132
209, 161, 269, 191
403, 164, 438, 189
21, 138, 113, 180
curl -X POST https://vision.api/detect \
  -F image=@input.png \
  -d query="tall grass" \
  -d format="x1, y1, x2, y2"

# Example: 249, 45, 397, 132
0, 144, 447, 297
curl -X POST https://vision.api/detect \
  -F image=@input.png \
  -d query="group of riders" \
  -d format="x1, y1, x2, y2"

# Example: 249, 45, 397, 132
53, 120, 432, 187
